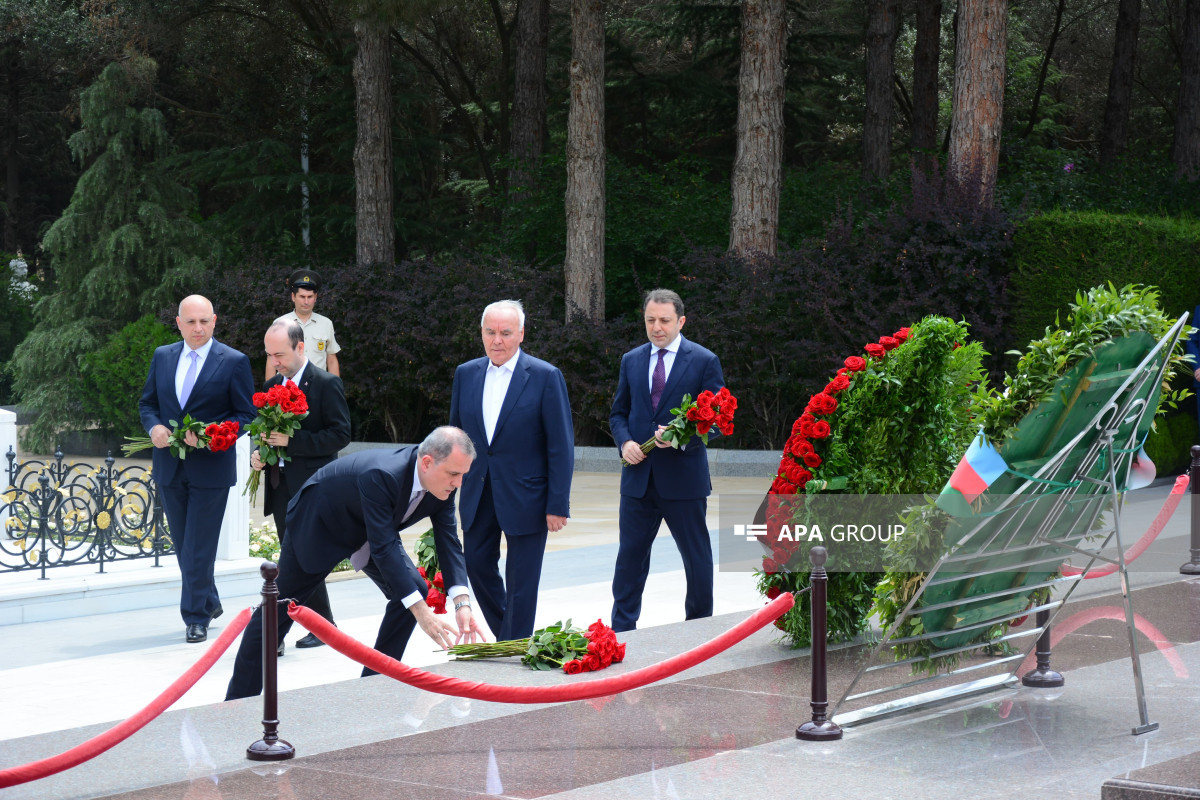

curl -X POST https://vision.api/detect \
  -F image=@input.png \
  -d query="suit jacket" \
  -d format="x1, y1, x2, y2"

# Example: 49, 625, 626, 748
1187, 304, 1200, 388
138, 339, 257, 487
449, 350, 574, 536
261, 364, 351, 508
610, 336, 725, 501
284, 447, 467, 601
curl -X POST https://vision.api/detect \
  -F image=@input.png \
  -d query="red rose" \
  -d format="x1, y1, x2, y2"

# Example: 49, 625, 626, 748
425, 585, 447, 614
583, 654, 601, 671
803, 452, 822, 468
687, 406, 703, 422
717, 421, 733, 436
825, 374, 851, 394
864, 343, 886, 359
614, 642, 626, 662
563, 659, 583, 674
766, 586, 782, 600
697, 390, 715, 406
433, 571, 444, 589
699, 404, 716, 421
418, 566, 427, 579
788, 437, 808, 457
879, 335, 899, 351
696, 420, 713, 435
252, 392, 268, 408
763, 558, 781, 574
791, 418, 805, 435
772, 478, 796, 495
894, 327, 912, 342
844, 356, 867, 372
795, 468, 813, 488
806, 393, 838, 415
811, 420, 831, 439
795, 440, 814, 456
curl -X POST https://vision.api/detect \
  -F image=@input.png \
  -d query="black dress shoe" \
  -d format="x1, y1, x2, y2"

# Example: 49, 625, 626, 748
295, 633, 326, 649
186, 624, 208, 643
277, 640, 285, 658
209, 604, 224, 623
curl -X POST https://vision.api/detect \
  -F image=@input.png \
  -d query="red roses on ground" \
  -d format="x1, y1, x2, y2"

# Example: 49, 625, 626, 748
448, 618, 627, 674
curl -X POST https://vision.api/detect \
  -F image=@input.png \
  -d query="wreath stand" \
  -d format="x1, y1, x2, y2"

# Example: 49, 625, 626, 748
831, 313, 1189, 736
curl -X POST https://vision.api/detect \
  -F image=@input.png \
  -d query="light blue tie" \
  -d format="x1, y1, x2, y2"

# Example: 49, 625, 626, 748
179, 351, 199, 407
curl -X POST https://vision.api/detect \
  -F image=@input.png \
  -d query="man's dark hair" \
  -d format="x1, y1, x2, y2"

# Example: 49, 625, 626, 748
643, 288, 684, 317
267, 319, 304, 350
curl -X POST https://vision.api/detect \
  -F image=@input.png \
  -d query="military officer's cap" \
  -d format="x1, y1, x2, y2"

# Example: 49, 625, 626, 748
288, 269, 322, 292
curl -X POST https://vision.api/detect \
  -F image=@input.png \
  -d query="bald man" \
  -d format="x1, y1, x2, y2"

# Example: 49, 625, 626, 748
139, 295, 256, 643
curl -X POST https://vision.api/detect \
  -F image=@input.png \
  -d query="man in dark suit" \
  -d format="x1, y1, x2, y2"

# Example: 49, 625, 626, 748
225, 427, 484, 700
609, 288, 725, 633
1186, 304, 1200, 439
250, 319, 351, 649
449, 300, 574, 640
139, 295, 257, 643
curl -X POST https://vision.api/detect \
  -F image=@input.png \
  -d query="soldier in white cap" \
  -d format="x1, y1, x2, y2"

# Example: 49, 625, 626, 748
269, 269, 342, 379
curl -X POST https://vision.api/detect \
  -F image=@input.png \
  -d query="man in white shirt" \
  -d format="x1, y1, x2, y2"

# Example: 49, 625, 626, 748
449, 300, 575, 640
269, 269, 341, 379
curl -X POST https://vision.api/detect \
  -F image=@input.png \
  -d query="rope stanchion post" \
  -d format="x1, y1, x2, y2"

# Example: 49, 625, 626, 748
1021, 608, 1064, 688
246, 562, 294, 761
796, 546, 842, 741
1182, 446, 1200, 575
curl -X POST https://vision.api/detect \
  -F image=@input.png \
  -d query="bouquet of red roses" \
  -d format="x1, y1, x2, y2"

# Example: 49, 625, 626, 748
448, 618, 626, 674
415, 528, 448, 614
243, 381, 310, 505
123, 415, 240, 459
622, 387, 738, 466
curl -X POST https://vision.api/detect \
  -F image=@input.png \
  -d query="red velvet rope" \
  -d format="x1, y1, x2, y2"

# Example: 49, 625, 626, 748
1061, 474, 1190, 579
0, 607, 252, 789
287, 591, 796, 703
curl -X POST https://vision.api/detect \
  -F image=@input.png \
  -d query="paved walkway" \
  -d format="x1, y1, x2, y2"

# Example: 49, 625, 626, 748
1, 473, 1198, 799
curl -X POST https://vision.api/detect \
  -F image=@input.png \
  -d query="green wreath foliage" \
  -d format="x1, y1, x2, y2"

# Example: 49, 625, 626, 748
872, 284, 1191, 673
757, 315, 984, 647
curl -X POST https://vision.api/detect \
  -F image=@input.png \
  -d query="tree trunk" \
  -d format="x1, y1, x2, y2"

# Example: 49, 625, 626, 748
1173, 0, 1200, 179
947, 0, 1008, 207
863, 0, 901, 183
352, 14, 395, 267
3, 50, 20, 253
728, 0, 787, 257
564, 0, 605, 323
1099, 0, 1141, 166
911, 0, 942, 173
1021, 0, 1065, 139
510, 0, 550, 200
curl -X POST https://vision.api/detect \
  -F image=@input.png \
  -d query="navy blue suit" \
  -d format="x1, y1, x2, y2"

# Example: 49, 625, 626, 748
449, 350, 574, 639
226, 447, 469, 699
139, 339, 256, 626
261, 365, 351, 624
609, 336, 724, 632
1187, 305, 1200, 439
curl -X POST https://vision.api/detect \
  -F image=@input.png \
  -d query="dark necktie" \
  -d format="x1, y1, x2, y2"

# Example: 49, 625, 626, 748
650, 348, 667, 410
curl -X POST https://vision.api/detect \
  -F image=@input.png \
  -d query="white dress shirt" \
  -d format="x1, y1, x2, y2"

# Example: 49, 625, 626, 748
647, 334, 683, 391
175, 338, 215, 405
482, 349, 521, 444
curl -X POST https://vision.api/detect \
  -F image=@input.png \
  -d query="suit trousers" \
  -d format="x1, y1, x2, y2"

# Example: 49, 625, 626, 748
464, 476, 548, 640
225, 535, 417, 700
158, 478, 227, 625
270, 482, 335, 624
611, 473, 713, 633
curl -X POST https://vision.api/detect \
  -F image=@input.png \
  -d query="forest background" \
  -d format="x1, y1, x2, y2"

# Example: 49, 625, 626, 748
1, 0, 1198, 464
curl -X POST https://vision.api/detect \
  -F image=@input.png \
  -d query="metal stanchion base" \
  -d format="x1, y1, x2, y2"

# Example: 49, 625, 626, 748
246, 739, 295, 761
796, 720, 843, 741
1180, 561, 1200, 575
1132, 722, 1160, 736
1021, 668, 1065, 688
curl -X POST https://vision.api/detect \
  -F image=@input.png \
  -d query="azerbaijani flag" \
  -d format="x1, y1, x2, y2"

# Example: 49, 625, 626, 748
945, 431, 1008, 504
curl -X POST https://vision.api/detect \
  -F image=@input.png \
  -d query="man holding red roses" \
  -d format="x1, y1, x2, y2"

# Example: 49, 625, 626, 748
139, 295, 256, 643
609, 289, 725, 632
250, 320, 351, 650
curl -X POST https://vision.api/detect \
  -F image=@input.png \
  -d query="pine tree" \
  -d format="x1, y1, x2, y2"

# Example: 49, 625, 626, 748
10, 54, 211, 450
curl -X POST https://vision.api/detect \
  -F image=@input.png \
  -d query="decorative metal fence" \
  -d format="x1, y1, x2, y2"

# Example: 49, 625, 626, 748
1, 447, 173, 577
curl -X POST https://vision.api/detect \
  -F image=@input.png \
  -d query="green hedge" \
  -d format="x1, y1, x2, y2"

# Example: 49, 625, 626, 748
1009, 211, 1200, 351
79, 316, 179, 438
1144, 411, 1199, 476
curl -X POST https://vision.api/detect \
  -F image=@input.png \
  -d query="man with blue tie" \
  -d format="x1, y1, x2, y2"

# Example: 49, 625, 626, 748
609, 288, 725, 633
449, 300, 574, 640
139, 295, 256, 643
